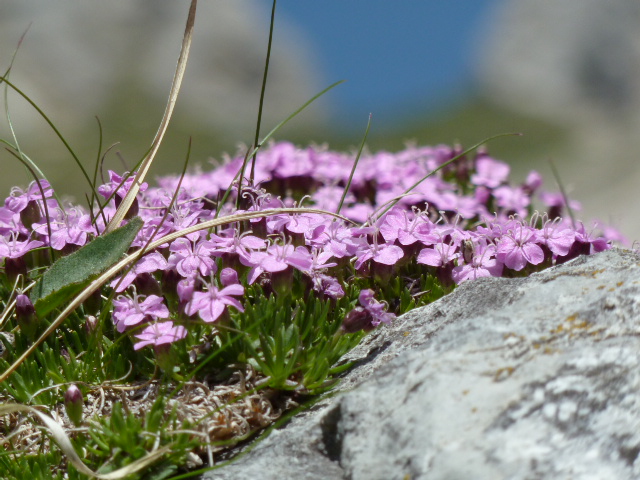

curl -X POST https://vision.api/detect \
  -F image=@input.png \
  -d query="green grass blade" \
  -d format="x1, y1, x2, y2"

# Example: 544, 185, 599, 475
0, 74, 94, 196
337, 113, 372, 214
215, 79, 346, 215
548, 158, 576, 228
249, 0, 277, 185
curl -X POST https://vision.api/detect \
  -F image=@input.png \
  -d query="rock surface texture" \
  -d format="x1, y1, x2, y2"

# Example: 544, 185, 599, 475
205, 248, 640, 480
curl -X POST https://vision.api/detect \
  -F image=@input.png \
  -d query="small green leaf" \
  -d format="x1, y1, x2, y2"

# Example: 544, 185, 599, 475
30, 217, 143, 317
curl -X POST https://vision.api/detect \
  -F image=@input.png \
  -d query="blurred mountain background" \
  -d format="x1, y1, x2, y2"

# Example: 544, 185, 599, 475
1, 0, 639, 239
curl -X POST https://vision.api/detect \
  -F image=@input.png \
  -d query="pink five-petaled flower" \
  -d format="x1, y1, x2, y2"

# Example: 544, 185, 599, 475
492, 185, 531, 218
133, 321, 187, 351
291, 248, 337, 276
452, 239, 503, 284
354, 239, 404, 271
185, 281, 245, 323
308, 221, 363, 259
417, 240, 459, 267
311, 273, 344, 299
241, 243, 313, 285
572, 222, 610, 255
97, 170, 148, 200
168, 237, 218, 278
209, 230, 266, 264
378, 209, 436, 246
496, 223, 544, 271
537, 220, 576, 257
32, 207, 95, 251
112, 294, 170, 333
470, 155, 510, 188
5, 179, 54, 214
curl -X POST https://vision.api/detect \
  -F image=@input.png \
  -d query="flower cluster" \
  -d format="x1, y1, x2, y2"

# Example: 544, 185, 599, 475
0, 142, 621, 356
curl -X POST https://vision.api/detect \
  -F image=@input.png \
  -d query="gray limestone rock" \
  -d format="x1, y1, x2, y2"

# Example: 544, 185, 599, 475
204, 248, 640, 479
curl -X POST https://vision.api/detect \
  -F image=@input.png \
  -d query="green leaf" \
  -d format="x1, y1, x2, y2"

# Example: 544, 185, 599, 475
30, 217, 143, 318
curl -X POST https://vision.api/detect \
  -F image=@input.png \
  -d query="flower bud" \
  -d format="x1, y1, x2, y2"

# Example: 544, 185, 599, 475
219, 267, 239, 287
85, 315, 99, 334
462, 239, 475, 264
15, 294, 38, 339
64, 384, 84, 426
115, 194, 139, 220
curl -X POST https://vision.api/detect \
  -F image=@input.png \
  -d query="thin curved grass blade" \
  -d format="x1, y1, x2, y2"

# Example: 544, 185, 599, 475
337, 113, 371, 215
105, 0, 197, 233
0, 75, 94, 195
216, 79, 346, 214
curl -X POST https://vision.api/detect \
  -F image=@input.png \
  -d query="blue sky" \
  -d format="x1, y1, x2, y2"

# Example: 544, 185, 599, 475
278, 1, 497, 127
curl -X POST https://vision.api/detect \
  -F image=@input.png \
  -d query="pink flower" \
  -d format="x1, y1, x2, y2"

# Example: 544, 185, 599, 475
341, 289, 395, 333
379, 209, 437, 246
354, 241, 404, 270
496, 224, 545, 271
112, 294, 170, 333
537, 221, 576, 257
241, 243, 313, 285
359, 289, 395, 326
97, 170, 148, 200
311, 274, 344, 299
209, 230, 266, 263
452, 239, 503, 284
308, 221, 363, 259
33, 207, 95, 250
168, 237, 218, 278
110, 252, 168, 292
133, 321, 187, 351
471, 155, 510, 188
185, 282, 245, 323
492, 185, 530, 218
573, 222, 610, 254
417, 241, 459, 267
4, 179, 54, 214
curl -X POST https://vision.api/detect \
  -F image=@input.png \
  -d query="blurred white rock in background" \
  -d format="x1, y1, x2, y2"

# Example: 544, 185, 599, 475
0, 1, 326, 196
477, 0, 640, 241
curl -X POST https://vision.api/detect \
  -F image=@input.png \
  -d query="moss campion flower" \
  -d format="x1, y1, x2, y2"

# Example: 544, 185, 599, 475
185, 280, 245, 323
133, 321, 187, 351
112, 294, 170, 333
64, 384, 84, 427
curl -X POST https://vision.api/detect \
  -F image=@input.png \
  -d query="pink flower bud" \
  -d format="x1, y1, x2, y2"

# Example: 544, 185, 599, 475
219, 267, 239, 287
64, 384, 83, 426
16, 294, 38, 339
